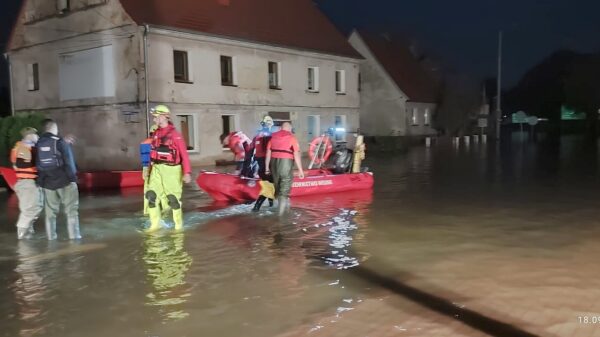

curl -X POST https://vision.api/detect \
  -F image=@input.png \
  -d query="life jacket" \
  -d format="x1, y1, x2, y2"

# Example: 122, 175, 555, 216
10, 141, 37, 179
269, 130, 295, 160
252, 131, 271, 158
150, 126, 181, 165
37, 135, 64, 171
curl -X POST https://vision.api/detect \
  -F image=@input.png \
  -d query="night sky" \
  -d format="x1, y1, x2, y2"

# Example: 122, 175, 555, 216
316, 0, 600, 88
1, 0, 599, 89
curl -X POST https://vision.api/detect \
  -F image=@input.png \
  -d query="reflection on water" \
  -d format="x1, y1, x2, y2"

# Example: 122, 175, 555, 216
143, 233, 192, 321
14, 242, 47, 337
2, 135, 600, 336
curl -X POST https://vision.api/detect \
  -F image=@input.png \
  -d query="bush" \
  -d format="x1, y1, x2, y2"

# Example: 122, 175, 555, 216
0, 112, 47, 167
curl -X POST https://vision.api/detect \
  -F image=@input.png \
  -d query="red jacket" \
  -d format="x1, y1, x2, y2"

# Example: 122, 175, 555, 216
252, 131, 271, 158
152, 124, 192, 174
227, 131, 250, 161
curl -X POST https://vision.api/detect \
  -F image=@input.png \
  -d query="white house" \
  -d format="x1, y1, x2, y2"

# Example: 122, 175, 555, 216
7, 0, 362, 170
348, 30, 439, 137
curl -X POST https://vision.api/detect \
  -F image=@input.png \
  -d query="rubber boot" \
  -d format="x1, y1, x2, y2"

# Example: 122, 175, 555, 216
45, 218, 57, 240
253, 196, 266, 212
268, 198, 274, 207
67, 216, 82, 240
277, 196, 288, 216
146, 207, 162, 232
173, 208, 184, 231
17, 227, 34, 240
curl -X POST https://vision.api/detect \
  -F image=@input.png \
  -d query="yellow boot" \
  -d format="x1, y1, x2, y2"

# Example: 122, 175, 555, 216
146, 207, 162, 232
173, 209, 184, 231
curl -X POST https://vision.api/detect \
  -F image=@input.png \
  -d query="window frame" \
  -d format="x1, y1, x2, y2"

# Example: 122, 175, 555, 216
307, 66, 319, 92
221, 114, 238, 150
173, 50, 191, 83
268, 61, 282, 89
334, 114, 347, 142
411, 107, 419, 126
335, 70, 346, 94
27, 63, 40, 91
175, 113, 198, 152
220, 55, 236, 86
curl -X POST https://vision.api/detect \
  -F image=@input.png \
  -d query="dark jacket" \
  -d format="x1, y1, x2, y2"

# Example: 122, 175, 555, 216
36, 132, 77, 190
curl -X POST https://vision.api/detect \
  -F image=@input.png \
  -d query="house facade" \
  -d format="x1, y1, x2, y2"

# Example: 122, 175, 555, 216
7, 0, 361, 170
348, 30, 438, 137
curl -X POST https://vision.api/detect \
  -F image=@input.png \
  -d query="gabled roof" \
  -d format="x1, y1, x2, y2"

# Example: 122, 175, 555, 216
119, 0, 361, 59
355, 30, 439, 103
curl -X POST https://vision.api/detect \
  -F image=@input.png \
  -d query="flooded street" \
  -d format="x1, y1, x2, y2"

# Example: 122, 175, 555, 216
2, 135, 600, 337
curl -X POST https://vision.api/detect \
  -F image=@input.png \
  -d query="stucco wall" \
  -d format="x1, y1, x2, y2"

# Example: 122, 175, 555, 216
7, 1, 361, 170
348, 32, 408, 137
146, 29, 361, 164
146, 29, 360, 109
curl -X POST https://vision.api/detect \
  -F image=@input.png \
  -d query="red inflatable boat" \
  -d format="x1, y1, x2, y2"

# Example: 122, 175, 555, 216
0, 166, 143, 191
196, 169, 374, 202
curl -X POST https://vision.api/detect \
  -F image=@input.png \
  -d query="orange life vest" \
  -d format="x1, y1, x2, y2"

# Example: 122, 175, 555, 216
269, 130, 296, 160
10, 141, 37, 179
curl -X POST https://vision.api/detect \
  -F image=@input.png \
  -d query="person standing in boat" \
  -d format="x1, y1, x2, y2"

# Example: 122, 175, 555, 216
222, 131, 252, 175
252, 115, 275, 211
10, 127, 43, 239
265, 121, 304, 215
36, 119, 81, 240
145, 105, 192, 232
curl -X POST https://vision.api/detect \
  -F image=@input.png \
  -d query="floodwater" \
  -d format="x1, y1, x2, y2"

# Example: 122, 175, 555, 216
2, 134, 600, 337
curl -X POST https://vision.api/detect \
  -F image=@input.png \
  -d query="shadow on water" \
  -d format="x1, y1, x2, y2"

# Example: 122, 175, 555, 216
344, 259, 541, 337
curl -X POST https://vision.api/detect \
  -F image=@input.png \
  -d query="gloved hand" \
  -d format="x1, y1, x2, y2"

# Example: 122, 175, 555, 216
142, 167, 149, 181
183, 173, 192, 184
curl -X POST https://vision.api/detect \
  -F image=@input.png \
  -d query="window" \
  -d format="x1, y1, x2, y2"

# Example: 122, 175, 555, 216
268, 61, 281, 89
221, 115, 236, 149
269, 111, 291, 127
307, 115, 320, 139
411, 108, 419, 126
59, 45, 115, 101
27, 63, 39, 91
57, 0, 70, 13
176, 114, 196, 150
173, 50, 189, 83
307, 67, 319, 92
334, 115, 346, 142
335, 70, 346, 94
221, 55, 235, 86
424, 108, 430, 126
358, 73, 361, 92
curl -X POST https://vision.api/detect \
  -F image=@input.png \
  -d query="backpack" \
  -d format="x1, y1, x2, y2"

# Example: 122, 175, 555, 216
37, 135, 64, 171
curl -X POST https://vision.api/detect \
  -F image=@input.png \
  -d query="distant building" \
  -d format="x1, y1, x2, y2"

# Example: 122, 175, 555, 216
348, 30, 439, 137
7, 0, 361, 170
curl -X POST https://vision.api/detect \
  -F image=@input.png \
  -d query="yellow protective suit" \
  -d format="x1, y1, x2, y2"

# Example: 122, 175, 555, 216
145, 164, 184, 231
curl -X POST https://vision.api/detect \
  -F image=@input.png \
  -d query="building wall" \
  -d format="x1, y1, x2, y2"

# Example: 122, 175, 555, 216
405, 102, 437, 136
147, 29, 361, 162
9, 0, 147, 170
8, 1, 360, 169
348, 31, 438, 137
348, 32, 407, 137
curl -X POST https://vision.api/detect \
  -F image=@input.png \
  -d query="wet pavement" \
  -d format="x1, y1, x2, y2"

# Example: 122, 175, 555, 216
2, 134, 600, 337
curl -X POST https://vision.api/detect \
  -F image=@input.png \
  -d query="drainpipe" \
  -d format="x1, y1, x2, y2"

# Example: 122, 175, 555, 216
4, 53, 15, 116
143, 24, 150, 136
